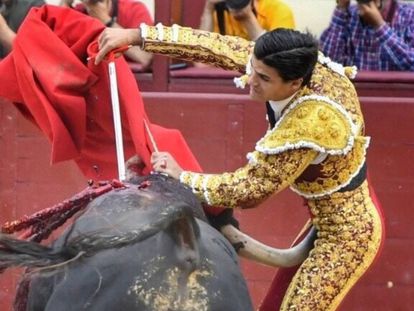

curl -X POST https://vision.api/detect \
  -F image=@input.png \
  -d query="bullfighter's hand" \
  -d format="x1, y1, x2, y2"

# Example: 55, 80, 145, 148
95, 27, 141, 64
151, 152, 184, 179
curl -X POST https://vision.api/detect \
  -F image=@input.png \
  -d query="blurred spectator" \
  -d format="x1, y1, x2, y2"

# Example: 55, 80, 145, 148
0, 0, 44, 58
199, 0, 295, 41
320, 0, 414, 71
61, 0, 153, 68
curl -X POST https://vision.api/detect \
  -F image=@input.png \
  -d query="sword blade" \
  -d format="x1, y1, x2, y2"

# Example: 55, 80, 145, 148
143, 119, 159, 153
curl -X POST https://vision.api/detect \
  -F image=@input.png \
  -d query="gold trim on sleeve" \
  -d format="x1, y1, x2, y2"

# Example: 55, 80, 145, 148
140, 23, 254, 72
179, 149, 317, 208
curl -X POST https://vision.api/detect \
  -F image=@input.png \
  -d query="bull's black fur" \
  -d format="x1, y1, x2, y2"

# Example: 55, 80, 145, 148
0, 174, 253, 311
1, 174, 206, 269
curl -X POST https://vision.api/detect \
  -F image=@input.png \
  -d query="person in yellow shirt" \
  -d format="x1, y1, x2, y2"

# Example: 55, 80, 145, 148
199, 0, 295, 41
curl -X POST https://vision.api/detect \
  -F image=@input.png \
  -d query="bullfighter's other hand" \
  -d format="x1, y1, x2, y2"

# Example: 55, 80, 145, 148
151, 152, 184, 179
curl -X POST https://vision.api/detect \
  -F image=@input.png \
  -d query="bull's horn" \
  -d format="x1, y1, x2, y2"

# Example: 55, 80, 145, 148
220, 224, 316, 268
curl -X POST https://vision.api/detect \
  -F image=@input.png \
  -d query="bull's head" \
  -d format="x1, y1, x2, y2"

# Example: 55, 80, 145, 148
125, 156, 316, 269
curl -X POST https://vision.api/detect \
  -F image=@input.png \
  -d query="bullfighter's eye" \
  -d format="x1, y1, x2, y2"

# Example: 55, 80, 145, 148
138, 181, 151, 189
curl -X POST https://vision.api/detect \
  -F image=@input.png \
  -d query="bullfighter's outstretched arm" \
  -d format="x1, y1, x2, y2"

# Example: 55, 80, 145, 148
95, 24, 254, 72
179, 149, 317, 209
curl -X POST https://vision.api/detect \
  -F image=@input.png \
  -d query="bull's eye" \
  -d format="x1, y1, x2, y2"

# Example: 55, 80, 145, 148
137, 181, 151, 189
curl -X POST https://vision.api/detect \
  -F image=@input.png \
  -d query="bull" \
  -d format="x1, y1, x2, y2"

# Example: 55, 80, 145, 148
0, 174, 314, 311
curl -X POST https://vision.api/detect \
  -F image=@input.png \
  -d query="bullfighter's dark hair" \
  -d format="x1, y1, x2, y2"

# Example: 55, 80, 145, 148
254, 28, 319, 86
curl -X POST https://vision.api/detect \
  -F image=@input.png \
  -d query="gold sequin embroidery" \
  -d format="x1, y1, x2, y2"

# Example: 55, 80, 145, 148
256, 99, 356, 155
291, 136, 370, 198
142, 24, 253, 72
281, 181, 383, 311
180, 149, 317, 208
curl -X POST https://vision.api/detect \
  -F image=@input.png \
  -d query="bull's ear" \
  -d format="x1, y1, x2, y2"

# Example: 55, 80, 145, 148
220, 224, 316, 268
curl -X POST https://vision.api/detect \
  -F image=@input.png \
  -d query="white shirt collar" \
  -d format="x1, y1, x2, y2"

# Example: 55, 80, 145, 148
268, 92, 297, 120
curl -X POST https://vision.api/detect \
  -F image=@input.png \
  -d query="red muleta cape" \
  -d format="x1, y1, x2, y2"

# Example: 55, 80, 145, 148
0, 5, 203, 181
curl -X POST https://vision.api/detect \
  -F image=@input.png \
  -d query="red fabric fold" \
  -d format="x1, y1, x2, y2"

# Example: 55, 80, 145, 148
0, 5, 203, 182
